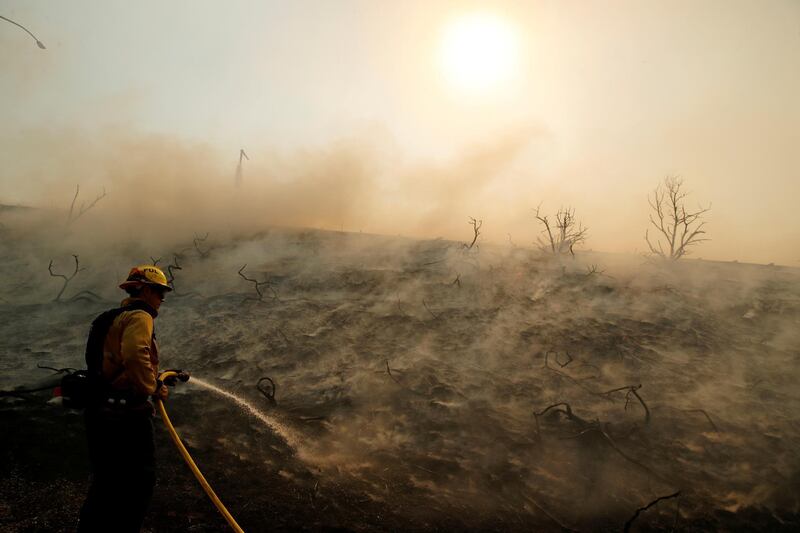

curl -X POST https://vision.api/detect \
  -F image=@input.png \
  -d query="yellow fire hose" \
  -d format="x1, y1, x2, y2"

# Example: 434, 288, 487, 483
156, 371, 244, 533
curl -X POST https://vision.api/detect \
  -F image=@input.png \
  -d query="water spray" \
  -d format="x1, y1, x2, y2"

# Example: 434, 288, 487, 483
190, 376, 300, 449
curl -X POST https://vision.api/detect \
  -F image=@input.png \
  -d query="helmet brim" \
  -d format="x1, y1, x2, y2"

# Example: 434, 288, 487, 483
119, 280, 173, 292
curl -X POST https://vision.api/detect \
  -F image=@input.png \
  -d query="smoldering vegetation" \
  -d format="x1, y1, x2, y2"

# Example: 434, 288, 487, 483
1, 205, 799, 532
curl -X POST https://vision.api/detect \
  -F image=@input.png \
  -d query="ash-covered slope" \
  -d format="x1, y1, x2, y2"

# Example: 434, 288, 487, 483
1, 225, 799, 531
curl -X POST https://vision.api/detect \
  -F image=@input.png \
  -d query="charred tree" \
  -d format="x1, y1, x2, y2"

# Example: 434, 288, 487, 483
462, 217, 482, 250
534, 205, 587, 257
645, 176, 710, 260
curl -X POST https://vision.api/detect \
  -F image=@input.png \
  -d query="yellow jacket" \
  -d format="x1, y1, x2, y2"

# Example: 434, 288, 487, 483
101, 298, 160, 398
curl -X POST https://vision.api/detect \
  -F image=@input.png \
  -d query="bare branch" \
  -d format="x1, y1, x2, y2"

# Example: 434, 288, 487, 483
585, 264, 605, 277
68, 185, 79, 222
534, 204, 556, 253
166, 255, 182, 291
194, 233, 210, 258
384, 360, 428, 398
463, 217, 482, 250
257, 376, 276, 405
533, 402, 582, 440
77, 187, 106, 219
542, 351, 598, 394
48, 254, 85, 301
652, 405, 719, 433
385, 360, 401, 385
67, 185, 107, 224
555, 351, 573, 367
67, 290, 103, 303
422, 299, 440, 320
238, 264, 276, 301
645, 228, 665, 258
601, 384, 650, 424
681, 408, 718, 432
37, 363, 78, 374
623, 491, 681, 532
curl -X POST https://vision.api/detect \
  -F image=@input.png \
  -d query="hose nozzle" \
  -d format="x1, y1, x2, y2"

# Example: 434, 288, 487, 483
159, 370, 191, 386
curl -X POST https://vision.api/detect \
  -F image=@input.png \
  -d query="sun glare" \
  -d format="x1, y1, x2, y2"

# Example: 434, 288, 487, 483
439, 13, 520, 95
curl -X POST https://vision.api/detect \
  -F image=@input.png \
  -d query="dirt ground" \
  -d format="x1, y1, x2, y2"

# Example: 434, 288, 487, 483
1, 224, 799, 532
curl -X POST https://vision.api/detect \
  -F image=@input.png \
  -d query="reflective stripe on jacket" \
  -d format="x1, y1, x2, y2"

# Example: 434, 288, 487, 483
101, 297, 160, 398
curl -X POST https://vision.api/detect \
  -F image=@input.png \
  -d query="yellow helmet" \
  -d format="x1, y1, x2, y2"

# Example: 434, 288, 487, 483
119, 265, 173, 292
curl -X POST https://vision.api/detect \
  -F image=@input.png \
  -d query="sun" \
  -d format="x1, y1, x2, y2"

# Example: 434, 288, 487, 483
439, 12, 520, 95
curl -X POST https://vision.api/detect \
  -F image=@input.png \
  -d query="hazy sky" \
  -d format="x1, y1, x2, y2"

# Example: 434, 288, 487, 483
1, 0, 798, 264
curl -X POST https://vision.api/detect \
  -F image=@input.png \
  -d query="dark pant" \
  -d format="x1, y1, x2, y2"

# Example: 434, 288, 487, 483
77, 407, 155, 533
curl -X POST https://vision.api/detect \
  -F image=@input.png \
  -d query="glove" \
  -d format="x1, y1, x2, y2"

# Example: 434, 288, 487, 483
153, 379, 169, 401
163, 369, 191, 386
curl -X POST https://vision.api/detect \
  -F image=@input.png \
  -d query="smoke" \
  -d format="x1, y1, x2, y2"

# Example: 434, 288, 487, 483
0, 125, 543, 248
1, 120, 797, 266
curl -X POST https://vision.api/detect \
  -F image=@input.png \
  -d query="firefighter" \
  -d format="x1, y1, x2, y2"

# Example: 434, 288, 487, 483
77, 265, 174, 533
